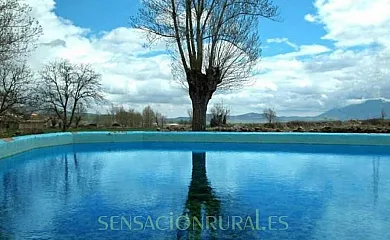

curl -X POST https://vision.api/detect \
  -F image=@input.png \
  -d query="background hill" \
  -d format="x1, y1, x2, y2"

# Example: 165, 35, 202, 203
315, 99, 390, 121
168, 99, 390, 123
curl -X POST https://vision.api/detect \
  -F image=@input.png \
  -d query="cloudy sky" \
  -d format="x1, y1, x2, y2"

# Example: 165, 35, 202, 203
25, 0, 390, 117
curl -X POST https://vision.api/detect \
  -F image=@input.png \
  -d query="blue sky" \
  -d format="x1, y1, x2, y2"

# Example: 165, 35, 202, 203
54, 0, 140, 32
54, 0, 331, 57
27, 0, 390, 117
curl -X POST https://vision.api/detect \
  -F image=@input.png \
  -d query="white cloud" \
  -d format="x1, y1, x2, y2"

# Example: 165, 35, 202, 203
267, 38, 298, 50
20, 0, 390, 118
309, 0, 390, 47
24, 0, 186, 116
304, 14, 317, 23
272, 44, 331, 59
266, 38, 332, 58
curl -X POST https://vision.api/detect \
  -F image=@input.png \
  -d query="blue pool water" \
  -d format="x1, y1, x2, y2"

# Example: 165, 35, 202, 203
1, 142, 390, 240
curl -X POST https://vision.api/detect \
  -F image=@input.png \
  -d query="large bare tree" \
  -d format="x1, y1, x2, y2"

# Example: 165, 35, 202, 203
0, 0, 42, 63
39, 59, 104, 131
0, 60, 33, 116
0, 0, 41, 118
131, 0, 279, 130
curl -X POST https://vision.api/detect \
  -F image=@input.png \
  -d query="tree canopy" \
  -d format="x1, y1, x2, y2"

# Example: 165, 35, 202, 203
132, 0, 279, 130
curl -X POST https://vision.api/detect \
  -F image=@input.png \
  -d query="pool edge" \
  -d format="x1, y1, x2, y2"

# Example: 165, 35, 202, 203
1, 131, 390, 159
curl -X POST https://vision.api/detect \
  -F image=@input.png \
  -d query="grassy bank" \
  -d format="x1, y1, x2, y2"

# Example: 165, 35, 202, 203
0, 127, 157, 139
1, 119, 390, 139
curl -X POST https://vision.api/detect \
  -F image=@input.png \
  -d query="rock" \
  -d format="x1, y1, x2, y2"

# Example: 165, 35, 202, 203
239, 127, 246, 132
293, 126, 304, 132
13, 131, 22, 136
232, 125, 240, 130
156, 128, 160, 131
348, 119, 362, 125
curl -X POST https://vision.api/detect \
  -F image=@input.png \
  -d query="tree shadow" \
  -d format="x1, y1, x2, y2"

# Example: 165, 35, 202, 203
177, 152, 221, 240
373, 156, 380, 208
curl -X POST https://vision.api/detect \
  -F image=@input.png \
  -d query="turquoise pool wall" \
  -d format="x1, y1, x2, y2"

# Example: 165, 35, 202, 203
1, 132, 390, 159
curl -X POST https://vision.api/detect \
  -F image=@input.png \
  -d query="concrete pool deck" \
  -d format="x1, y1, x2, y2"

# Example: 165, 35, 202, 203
1, 131, 390, 159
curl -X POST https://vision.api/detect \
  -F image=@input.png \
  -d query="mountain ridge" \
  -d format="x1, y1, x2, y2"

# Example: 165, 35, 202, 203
168, 99, 390, 123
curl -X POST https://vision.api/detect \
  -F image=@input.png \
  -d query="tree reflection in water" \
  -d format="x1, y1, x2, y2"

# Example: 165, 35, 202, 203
373, 156, 380, 208
177, 152, 221, 240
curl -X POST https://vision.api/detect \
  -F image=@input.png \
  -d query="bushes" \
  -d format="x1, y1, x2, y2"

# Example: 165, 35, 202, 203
286, 121, 311, 128
209, 102, 230, 127
263, 108, 277, 124
362, 118, 383, 125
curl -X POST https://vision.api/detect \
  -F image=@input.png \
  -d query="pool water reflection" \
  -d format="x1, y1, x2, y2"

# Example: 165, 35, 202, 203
0, 143, 390, 239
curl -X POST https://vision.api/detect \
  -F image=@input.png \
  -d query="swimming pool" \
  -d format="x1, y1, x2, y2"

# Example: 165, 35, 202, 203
1, 135, 390, 239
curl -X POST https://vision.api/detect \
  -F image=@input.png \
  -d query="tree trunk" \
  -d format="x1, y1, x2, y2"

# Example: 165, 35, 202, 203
192, 152, 206, 178
62, 110, 67, 132
188, 69, 221, 131
61, 122, 67, 132
191, 96, 209, 131
177, 152, 220, 239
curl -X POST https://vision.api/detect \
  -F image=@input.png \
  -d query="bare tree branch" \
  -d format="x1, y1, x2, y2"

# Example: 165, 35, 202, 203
263, 108, 277, 124
38, 59, 105, 131
131, 0, 279, 130
0, 60, 33, 116
0, 0, 42, 63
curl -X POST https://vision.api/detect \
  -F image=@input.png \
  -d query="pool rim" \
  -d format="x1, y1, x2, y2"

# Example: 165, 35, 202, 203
1, 131, 390, 160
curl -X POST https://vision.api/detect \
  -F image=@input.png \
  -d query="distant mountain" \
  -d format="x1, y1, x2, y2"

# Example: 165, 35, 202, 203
316, 99, 390, 121
277, 116, 318, 122
168, 112, 266, 123
229, 112, 265, 123
168, 99, 390, 123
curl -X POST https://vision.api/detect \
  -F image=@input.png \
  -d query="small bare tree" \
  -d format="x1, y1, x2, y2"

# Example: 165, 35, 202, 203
134, 111, 143, 127
74, 103, 86, 128
38, 59, 104, 131
131, 0, 279, 131
187, 108, 193, 124
107, 103, 119, 124
142, 105, 155, 128
127, 108, 138, 127
160, 114, 166, 127
209, 101, 230, 127
155, 111, 167, 128
263, 108, 277, 124
93, 111, 101, 126
0, 60, 33, 116
113, 105, 128, 126
0, 0, 42, 63
381, 109, 386, 122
